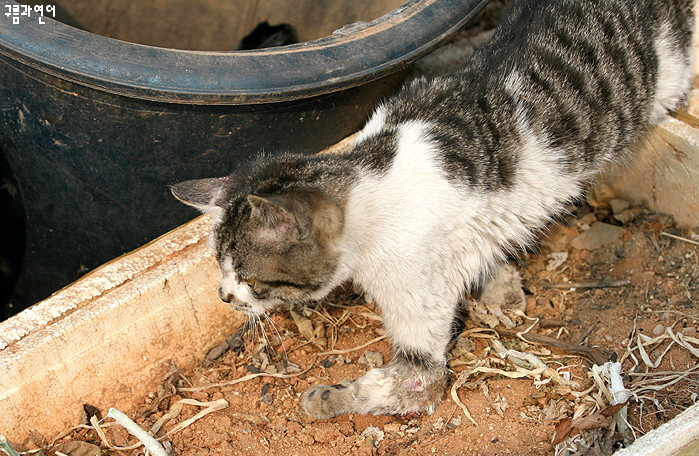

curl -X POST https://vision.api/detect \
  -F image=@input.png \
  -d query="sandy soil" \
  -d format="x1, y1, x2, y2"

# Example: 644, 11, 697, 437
45, 197, 698, 456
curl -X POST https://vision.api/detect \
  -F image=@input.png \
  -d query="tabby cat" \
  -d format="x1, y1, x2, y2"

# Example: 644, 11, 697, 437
172, 0, 695, 419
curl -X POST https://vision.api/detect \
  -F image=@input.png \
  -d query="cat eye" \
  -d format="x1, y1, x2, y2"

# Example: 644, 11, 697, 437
245, 278, 257, 287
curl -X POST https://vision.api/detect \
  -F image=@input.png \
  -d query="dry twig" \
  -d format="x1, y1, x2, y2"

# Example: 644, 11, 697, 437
179, 355, 319, 393
497, 328, 610, 365
542, 280, 630, 289
660, 231, 699, 247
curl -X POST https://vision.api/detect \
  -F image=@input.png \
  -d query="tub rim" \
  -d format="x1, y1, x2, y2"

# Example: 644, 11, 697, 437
0, 0, 488, 105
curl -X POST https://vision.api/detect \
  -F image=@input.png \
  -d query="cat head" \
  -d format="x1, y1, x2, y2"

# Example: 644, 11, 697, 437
172, 176, 345, 316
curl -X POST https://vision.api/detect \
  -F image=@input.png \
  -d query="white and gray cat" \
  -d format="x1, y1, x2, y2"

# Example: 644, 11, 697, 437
172, 0, 695, 419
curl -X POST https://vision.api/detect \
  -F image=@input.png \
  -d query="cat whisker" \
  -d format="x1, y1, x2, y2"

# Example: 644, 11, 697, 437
254, 315, 262, 345
248, 315, 259, 345
257, 316, 276, 358
263, 313, 288, 361
241, 317, 250, 347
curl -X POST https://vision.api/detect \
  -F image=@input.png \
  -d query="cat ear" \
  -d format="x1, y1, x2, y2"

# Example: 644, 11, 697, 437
171, 177, 230, 217
247, 193, 311, 241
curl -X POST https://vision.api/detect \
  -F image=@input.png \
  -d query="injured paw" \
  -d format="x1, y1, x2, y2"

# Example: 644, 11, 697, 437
301, 364, 448, 419
300, 383, 354, 419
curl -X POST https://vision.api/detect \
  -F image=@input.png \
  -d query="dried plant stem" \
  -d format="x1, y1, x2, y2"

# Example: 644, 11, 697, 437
0, 434, 19, 456
491, 340, 568, 386
165, 399, 229, 436
319, 335, 387, 356
498, 328, 609, 365
660, 231, 699, 247
451, 367, 479, 426
107, 408, 168, 456
542, 280, 630, 289
179, 355, 318, 393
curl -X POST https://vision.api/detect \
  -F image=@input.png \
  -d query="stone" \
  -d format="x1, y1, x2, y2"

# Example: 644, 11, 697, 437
614, 209, 637, 224
682, 327, 697, 336
360, 425, 385, 447
570, 222, 625, 251
447, 417, 462, 429
610, 199, 631, 214
546, 252, 569, 271
652, 324, 665, 336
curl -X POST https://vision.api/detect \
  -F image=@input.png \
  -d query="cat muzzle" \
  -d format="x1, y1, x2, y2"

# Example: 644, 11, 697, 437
218, 286, 234, 303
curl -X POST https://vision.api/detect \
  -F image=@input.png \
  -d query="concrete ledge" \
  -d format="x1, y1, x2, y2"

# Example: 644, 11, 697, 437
602, 116, 699, 229
614, 402, 699, 456
0, 216, 243, 443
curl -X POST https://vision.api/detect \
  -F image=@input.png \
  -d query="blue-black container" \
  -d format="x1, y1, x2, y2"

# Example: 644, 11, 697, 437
0, 0, 487, 314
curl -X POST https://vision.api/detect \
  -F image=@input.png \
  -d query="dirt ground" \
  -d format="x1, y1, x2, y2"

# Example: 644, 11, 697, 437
41, 195, 698, 456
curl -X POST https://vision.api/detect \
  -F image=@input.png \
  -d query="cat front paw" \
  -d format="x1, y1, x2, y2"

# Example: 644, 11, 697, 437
300, 383, 353, 419
300, 364, 447, 419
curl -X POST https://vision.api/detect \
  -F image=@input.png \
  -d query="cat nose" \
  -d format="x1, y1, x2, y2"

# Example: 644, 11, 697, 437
218, 286, 233, 303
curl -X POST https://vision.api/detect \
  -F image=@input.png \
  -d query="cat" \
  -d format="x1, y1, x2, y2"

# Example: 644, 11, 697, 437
172, 0, 695, 419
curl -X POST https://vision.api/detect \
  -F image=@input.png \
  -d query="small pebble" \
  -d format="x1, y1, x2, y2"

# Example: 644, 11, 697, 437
361, 426, 385, 448
682, 327, 697, 336
335, 354, 352, 365
610, 199, 631, 214
447, 417, 462, 429
320, 357, 337, 369
652, 324, 665, 336
297, 433, 314, 445
245, 363, 261, 374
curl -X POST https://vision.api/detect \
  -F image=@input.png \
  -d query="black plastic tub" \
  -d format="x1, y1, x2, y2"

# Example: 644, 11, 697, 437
0, 0, 488, 314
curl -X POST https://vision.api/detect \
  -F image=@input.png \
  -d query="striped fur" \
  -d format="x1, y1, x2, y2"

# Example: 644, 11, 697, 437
172, 0, 695, 419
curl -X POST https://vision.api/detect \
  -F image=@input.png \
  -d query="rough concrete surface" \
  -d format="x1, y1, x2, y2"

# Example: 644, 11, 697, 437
0, 216, 244, 443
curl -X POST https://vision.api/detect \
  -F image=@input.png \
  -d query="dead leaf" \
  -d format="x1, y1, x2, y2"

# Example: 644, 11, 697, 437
312, 320, 328, 350
551, 402, 627, 447
290, 309, 315, 340
525, 391, 550, 408
552, 418, 574, 446
469, 265, 526, 329
51, 441, 102, 456
290, 309, 327, 349
599, 402, 627, 418
570, 413, 608, 431
481, 383, 509, 417
358, 350, 384, 368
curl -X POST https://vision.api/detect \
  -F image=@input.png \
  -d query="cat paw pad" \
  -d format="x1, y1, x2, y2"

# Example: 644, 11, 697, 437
300, 383, 352, 419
